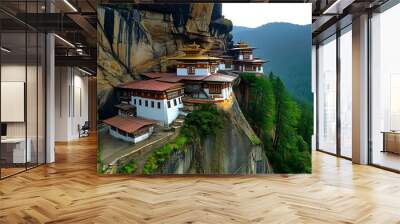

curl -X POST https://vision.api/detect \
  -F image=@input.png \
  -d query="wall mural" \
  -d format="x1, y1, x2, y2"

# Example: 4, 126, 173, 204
97, 3, 313, 175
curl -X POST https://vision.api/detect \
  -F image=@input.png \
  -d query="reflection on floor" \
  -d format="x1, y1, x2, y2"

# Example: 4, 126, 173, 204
373, 150, 400, 171
0, 167, 25, 178
0, 163, 43, 179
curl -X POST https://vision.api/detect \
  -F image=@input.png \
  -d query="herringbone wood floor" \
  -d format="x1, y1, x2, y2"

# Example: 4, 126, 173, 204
1, 135, 400, 224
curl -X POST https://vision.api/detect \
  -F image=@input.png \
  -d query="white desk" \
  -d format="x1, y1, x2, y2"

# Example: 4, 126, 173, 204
1, 138, 31, 163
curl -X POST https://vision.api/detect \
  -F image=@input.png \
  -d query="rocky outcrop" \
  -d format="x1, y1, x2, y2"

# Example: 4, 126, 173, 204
97, 3, 233, 118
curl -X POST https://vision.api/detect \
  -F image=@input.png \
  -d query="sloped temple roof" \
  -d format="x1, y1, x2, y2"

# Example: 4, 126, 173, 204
117, 79, 183, 92
103, 115, 156, 134
142, 72, 237, 83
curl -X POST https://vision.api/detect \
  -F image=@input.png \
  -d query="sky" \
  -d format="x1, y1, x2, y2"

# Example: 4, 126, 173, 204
222, 3, 311, 28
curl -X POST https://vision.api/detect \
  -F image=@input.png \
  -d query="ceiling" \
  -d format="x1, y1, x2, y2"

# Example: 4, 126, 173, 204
0, 0, 97, 73
0, 0, 394, 72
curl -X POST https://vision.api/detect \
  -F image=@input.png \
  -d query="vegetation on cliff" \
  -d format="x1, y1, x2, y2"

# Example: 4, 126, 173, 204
142, 104, 224, 174
239, 72, 312, 173
119, 160, 137, 174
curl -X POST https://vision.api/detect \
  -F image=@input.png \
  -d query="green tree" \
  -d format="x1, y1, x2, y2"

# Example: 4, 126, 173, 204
238, 72, 312, 173
240, 73, 275, 148
268, 72, 311, 173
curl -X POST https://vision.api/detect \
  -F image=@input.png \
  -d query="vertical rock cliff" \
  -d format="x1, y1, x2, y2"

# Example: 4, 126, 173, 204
97, 3, 233, 118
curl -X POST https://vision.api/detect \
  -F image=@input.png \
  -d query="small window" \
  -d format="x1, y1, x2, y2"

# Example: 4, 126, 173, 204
118, 129, 126, 135
151, 101, 155, 108
179, 97, 182, 104
167, 101, 171, 108
188, 67, 195, 75
133, 99, 136, 105
173, 99, 177, 106
139, 99, 142, 106
145, 100, 148, 107
157, 102, 161, 109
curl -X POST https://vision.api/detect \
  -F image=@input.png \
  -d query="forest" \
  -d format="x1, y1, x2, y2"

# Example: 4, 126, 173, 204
238, 72, 312, 173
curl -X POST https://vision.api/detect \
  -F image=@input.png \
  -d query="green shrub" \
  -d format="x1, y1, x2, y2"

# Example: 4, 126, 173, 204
143, 135, 189, 175
119, 160, 137, 174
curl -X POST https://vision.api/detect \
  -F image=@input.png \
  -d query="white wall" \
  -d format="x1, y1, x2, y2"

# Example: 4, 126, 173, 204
203, 86, 232, 100
177, 68, 187, 76
177, 67, 211, 76
132, 96, 183, 126
1, 63, 46, 164
55, 67, 89, 141
195, 68, 209, 76
109, 127, 152, 143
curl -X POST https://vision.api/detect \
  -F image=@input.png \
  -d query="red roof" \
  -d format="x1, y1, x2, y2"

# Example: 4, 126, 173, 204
141, 72, 175, 79
103, 115, 156, 133
118, 79, 183, 92
156, 75, 183, 83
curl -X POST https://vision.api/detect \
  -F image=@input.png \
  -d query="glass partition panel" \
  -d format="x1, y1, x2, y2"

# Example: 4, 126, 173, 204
0, 1, 47, 179
27, 31, 38, 169
317, 35, 337, 154
1, 31, 27, 177
339, 26, 352, 158
38, 32, 45, 165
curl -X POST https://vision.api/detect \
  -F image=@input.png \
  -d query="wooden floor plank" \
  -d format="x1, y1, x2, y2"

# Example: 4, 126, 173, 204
0, 135, 399, 223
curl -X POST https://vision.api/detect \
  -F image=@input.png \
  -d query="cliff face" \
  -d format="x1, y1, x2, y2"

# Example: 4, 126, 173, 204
97, 3, 233, 118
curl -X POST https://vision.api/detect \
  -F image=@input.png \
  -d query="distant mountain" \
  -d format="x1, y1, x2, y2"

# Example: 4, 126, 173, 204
232, 26, 252, 34
232, 22, 312, 103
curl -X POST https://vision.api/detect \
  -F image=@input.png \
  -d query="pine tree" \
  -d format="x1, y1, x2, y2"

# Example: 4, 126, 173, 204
269, 72, 311, 173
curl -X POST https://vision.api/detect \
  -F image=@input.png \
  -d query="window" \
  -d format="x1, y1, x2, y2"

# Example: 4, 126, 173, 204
151, 101, 154, 108
128, 133, 135, 138
179, 97, 182, 104
317, 35, 337, 155
173, 99, 177, 106
145, 100, 148, 107
111, 126, 116, 131
370, 4, 400, 171
339, 26, 352, 158
118, 129, 126, 135
133, 99, 136, 105
208, 84, 222, 94
139, 99, 142, 106
157, 102, 161, 109
188, 66, 195, 75
167, 101, 171, 108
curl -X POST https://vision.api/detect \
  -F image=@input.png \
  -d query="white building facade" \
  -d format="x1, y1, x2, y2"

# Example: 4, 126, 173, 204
109, 126, 154, 143
117, 79, 185, 127
131, 95, 184, 126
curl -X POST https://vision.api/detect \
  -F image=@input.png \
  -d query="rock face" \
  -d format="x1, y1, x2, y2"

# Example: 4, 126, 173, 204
97, 3, 233, 118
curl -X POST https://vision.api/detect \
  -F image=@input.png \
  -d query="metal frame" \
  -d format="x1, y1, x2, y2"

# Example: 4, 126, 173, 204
316, 0, 400, 171
315, 21, 353, 161
0, 0, 47, 180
